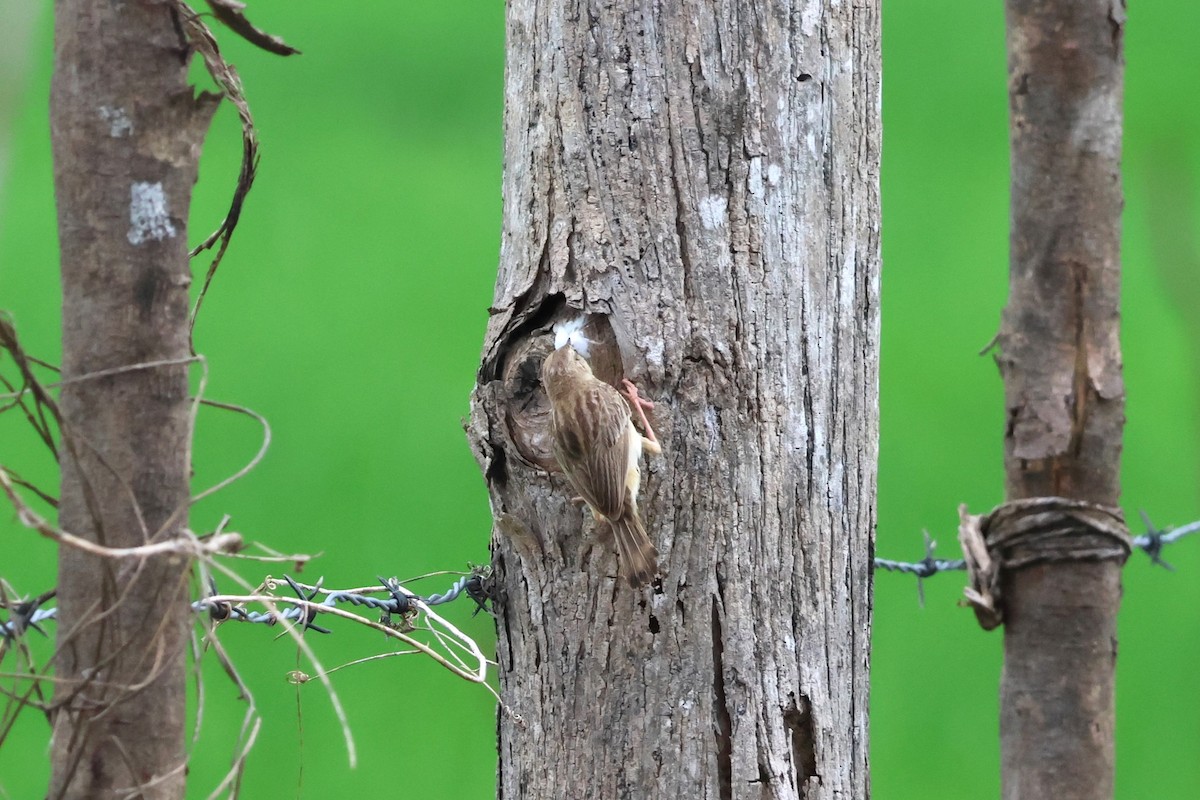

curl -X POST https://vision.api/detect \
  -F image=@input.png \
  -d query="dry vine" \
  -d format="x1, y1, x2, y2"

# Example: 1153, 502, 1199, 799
0, 5, 494, 798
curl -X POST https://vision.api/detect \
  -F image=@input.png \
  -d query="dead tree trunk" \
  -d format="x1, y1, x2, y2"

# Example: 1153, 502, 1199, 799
49, 3, 216, 797
995, 1, 1126, 798
468, 1, 880, 797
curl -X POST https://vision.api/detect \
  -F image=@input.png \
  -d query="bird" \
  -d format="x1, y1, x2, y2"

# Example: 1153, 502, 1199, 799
541, 324, 662, 587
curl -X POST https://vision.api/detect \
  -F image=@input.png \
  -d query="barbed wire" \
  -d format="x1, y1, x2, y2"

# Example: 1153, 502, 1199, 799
1, 570, 491, 641
194, 572, 490, 632
875, 512, 1200, 594
0, 593, 56, 640
6, 512, 1197, 636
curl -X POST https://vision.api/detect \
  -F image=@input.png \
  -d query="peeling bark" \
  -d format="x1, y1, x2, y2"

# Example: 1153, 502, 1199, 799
49, 2, 216, 797
468, 1, 880, 797
997, 1, 1126, 798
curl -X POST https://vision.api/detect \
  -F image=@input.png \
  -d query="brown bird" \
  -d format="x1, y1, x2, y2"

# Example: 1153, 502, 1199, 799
541, 341, 662, 587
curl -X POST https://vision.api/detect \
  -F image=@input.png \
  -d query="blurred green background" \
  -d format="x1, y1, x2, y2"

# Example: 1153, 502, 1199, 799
1, 1, 1197, 797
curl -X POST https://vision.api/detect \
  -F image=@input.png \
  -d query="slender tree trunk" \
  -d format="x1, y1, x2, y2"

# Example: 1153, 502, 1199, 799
49, 2, 216, 797
0, 1, 39, 208
997, 1, 1126, 797
468, 1, 880, 797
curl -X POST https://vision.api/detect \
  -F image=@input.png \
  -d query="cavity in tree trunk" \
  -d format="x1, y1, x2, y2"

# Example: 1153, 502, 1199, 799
49, 2, 217, 797
468, 1, 880, 797
996, 1, 1126, 798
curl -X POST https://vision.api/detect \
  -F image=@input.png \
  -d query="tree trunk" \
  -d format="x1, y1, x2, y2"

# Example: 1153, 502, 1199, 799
468, 1, 880, 797
997, 1, 1126, 798
49, 2, 217, 797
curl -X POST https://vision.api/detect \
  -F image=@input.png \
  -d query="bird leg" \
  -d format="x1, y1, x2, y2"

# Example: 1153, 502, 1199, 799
620, 379, 662, 454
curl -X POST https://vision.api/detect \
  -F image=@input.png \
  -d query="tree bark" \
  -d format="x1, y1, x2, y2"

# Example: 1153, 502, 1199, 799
49, 2, 217, 797
468, 1, 880, 798
997, 1, 1126, 798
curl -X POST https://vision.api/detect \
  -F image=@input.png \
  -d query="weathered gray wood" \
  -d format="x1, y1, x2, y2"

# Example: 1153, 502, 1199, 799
468, 1, 879, 797
997, 1, 1126, 798
49, 2, 216, 797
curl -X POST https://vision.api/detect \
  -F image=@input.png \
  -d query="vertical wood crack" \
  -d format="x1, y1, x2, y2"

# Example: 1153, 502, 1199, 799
712, 598, 733, 800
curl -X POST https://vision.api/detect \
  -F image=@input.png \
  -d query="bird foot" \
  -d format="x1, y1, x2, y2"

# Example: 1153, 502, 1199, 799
620, 379, 661, 451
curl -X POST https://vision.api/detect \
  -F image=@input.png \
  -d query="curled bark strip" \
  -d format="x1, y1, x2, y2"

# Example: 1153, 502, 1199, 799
205, 0, 300, 56
171, 1, 262, 342
958, 506, 1002, 631
959, 499, 1130, 630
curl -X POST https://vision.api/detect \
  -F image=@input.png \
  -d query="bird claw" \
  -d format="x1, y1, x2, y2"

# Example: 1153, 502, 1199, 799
620, 379, 660, 450
620, 379, 654, 412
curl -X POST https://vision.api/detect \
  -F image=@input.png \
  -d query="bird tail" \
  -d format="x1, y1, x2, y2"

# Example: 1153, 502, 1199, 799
611, 508, 658, 588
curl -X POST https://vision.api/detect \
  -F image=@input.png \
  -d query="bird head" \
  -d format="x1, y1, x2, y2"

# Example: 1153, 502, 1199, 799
541, 341, 594, 398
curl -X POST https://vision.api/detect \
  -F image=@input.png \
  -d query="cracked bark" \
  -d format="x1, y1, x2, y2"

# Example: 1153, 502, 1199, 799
48, 2, 216, 797
467, 1, 879, 797
996, 1, 1126, 798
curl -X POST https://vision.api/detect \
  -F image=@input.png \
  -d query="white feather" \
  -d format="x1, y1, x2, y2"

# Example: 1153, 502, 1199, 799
552, 316, 592, 358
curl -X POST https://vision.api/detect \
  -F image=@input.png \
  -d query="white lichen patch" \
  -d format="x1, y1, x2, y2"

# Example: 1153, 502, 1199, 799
698, 195, 727, 230
704, 405, 719, 453
800, 0, 821, 36
1072, 88, 1121, 155
127, 182, 176, 246
748, 158, 765, 199
643, 336, 664, 371
767, 163, 782, 187
99, 105, 133, 138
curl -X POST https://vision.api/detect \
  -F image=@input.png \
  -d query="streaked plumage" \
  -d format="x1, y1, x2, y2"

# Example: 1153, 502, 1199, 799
541, 343, 661, 587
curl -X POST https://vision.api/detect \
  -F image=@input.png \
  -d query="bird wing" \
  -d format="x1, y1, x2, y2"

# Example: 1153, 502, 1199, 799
552, 381, 634, 519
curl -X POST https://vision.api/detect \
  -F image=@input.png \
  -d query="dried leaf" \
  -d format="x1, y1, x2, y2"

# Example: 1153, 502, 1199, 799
205, 0, 300, 56
958, 504, 1003, 630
